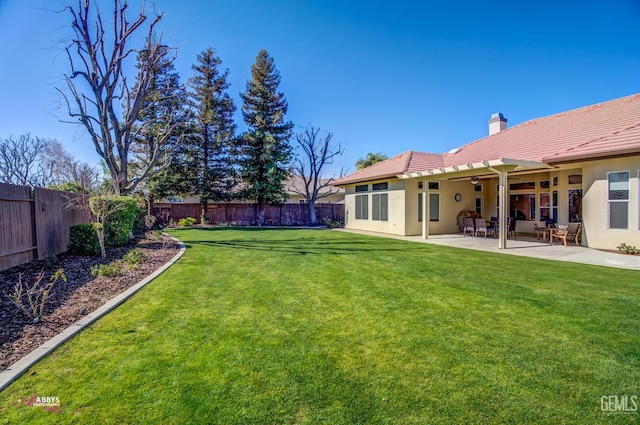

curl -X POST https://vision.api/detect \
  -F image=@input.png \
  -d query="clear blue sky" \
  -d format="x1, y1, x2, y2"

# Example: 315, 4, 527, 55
1, 0, 639, 175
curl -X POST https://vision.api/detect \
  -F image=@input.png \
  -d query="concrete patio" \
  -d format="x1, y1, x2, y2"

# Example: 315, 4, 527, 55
338, 229, 640, 271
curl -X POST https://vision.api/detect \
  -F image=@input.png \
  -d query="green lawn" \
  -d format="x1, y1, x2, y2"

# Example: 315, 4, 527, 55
1, 228, 639, 424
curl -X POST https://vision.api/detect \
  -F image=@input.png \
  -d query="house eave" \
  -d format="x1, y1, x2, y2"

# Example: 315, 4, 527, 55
398, 158, 550, 180
543, 149, 640, 165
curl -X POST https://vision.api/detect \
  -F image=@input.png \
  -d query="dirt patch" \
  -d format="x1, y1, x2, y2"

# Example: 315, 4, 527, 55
0, 233, 180, 371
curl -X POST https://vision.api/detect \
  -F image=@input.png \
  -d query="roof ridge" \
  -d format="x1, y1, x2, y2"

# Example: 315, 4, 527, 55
403, 150, 415, 172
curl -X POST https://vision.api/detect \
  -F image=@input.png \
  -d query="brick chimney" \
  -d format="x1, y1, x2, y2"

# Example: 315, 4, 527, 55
489, 112, 507, 135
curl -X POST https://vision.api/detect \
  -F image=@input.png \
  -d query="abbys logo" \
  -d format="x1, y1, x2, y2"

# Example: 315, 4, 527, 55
14, 394, 64, 414
601, 395, 638, 414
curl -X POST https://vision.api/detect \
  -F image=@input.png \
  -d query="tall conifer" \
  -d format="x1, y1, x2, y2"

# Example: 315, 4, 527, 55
187, 48, 237, 219
238, 49, 294, 224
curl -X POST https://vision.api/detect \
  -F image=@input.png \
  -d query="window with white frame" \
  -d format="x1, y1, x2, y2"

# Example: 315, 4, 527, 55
608, 171, 629, 229
540, 192, 551, 220
355, 194, 368, 220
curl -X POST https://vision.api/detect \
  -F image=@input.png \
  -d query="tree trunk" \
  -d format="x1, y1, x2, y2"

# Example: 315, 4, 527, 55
308, 202, 317, 225
257, 202, 265, 226
200, 198, 209, 224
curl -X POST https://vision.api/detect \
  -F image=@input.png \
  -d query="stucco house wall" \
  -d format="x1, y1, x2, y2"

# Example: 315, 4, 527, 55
344, 179, 406, 235
582, 155, 640, 250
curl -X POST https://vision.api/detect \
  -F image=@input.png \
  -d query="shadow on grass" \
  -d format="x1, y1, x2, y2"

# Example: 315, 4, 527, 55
172, 227, 472, 256
183, 237, 433, 256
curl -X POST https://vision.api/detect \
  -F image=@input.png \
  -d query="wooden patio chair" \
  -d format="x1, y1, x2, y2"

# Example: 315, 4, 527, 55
551, 222, 582, 246
463, 217, 475, 237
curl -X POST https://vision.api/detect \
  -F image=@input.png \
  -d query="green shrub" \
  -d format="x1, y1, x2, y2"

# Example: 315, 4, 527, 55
322, 218, 343, 228
132, 204, 148, 235
178, 217, 197, 227
90, 196, 137, 246
123, 249, 146, 269
617, 243, 639, 255
90, 262, 122, 277
68, 224, 101, 256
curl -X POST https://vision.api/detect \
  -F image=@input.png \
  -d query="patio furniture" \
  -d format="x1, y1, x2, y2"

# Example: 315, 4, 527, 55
551, 222, 582, 246
463, 217, 475, 237
475, 218, 495, 238
507, 217, 516, 239
534, 220, 554, 241
489, 216, 499, 235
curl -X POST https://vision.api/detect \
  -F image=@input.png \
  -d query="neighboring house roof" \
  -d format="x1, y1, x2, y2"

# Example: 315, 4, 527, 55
335, 93, 640, 185
285, 175, 345, 196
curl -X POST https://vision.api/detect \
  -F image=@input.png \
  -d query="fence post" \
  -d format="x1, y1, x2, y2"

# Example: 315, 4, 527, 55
31, 188, 39, 260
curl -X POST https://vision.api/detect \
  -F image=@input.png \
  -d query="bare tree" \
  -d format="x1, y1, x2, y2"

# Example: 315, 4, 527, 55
42, 140, 102, 193
59, 0, 184, 195
291, 126, 344, 224
0, 134, 54, 187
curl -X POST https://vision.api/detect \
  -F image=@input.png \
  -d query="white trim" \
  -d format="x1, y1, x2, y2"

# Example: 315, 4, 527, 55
398, 158, 549, 179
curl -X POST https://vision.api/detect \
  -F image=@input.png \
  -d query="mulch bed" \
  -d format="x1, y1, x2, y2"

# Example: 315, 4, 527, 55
0, 233, 180, 371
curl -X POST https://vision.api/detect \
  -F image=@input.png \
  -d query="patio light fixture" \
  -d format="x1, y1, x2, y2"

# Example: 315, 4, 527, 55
470, 176, 479, 185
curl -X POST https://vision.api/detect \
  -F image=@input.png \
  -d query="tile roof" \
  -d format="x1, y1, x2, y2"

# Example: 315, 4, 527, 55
334, 151, 444, 185
284, 175, 344, 195
336, 93, 640, 184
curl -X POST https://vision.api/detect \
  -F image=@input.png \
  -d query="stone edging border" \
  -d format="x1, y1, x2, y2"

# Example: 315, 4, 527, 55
0, 236, 186, 392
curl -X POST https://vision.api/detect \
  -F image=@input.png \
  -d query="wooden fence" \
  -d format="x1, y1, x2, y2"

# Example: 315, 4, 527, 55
0, 183, 91, 272
152, 202, 344, 226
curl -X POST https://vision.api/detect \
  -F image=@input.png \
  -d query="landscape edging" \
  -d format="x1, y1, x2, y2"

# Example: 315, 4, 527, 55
0, 236, 186, 392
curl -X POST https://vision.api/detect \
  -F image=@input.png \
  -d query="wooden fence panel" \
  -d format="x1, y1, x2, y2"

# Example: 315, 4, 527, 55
34, 188, 91, 260
0, 183, 35, 271
152, 202, 344, 226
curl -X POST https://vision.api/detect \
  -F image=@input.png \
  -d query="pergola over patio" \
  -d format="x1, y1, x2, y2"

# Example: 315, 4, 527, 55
398, 158, 550, 249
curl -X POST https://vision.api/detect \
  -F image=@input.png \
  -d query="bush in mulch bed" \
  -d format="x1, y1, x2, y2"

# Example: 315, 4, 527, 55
0, 233, 179, 371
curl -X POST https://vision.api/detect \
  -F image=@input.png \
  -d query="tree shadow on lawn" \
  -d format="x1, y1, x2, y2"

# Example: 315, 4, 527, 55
183, 237, 428, 256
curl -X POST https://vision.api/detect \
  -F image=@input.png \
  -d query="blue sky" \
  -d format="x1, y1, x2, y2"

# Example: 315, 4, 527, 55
0, 0, 639, 175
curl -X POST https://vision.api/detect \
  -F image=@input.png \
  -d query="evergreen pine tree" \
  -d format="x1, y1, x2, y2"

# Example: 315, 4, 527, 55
238, 49, 294, 225
131, 40, 189, 205
187, 48, 237, 220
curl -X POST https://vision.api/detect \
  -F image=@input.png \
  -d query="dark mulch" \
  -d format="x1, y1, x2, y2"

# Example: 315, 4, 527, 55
0, 233, 180, 371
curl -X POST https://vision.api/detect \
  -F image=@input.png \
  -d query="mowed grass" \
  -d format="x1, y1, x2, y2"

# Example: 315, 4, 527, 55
1, 228, 639, 424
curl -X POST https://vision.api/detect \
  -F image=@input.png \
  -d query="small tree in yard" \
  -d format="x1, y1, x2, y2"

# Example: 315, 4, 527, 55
89, 195, 137, 259
237, 50, 294, 225
66, 189, 137, 259
291, 126, 344, 224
